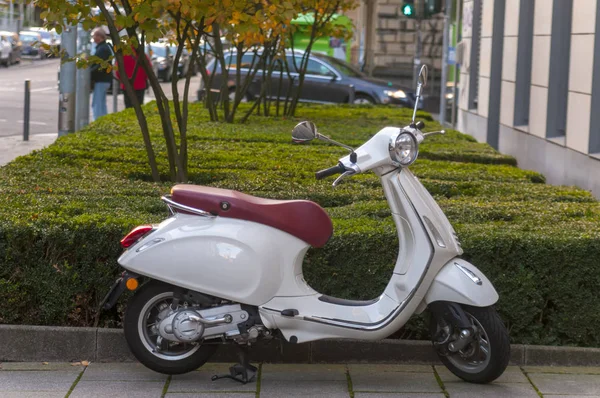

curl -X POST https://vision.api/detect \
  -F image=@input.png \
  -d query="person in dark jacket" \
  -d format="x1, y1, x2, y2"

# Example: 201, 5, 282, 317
90, 28, 112, 120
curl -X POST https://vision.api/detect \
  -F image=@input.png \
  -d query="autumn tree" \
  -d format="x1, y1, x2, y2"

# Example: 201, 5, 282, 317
283, 0, 357, 117
37, 0, 356, 181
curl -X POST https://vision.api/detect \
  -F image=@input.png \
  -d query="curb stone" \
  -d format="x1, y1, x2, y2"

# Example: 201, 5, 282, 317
2, 325, 600, 366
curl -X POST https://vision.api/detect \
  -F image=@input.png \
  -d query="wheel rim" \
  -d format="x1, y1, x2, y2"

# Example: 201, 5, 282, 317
137, 291, 201, 361
445, 312, 491, 374
353, 97, 372, 104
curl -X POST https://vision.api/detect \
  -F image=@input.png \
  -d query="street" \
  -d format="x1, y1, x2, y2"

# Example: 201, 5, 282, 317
0, 58, 201, 138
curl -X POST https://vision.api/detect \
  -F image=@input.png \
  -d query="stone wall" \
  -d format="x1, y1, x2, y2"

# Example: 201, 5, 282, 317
375, 1, 445, 74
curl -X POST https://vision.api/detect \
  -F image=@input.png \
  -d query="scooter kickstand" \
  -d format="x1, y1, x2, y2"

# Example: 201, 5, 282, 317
211, 345, 257, 384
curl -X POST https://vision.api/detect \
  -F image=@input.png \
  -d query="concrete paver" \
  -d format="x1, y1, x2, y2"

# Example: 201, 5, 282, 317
354, 394, 446, 398
169, 364, 257, 393
2, 361, 600, 397
528, 372, 600, 395
0, 393, 66, 398
442, 380, 540, 397
69, 380, 166, 398
0, 370, 80, 394
350, 371, 442, 393
79, 362, 166, 381
435, 365, 530, 384
0, 362, 85, 371
261, 364, 347, 381
523, 365, 600, 375
165, 394, 255, 398
260, 379, 350, 397
348, 364, 434, 374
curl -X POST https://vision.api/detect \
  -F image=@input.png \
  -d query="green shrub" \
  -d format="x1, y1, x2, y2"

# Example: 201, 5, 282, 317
1, 104, 599, 347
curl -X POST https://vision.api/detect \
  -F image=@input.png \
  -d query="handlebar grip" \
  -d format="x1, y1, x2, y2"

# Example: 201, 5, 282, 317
315, 163, 345, 180
415, 121, 425, 130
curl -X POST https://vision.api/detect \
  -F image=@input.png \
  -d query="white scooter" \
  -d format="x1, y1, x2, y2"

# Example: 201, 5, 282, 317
102, 66, 510, 384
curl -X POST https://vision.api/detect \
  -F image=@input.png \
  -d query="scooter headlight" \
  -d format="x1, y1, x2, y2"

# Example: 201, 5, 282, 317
389, 131, 418, 166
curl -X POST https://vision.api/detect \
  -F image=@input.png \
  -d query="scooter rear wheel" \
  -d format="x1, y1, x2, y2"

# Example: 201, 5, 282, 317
124, 281, 218, 375
431, 305, 510, 384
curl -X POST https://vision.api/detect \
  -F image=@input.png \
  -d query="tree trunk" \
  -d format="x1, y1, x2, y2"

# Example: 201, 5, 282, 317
94, 0, 160, 183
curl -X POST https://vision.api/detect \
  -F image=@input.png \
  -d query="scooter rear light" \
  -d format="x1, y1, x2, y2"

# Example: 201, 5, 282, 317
120, 225, 154, 248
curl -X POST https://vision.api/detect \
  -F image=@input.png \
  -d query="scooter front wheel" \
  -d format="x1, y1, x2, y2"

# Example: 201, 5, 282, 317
123, 281, 218, 375
430, 305, 510, 384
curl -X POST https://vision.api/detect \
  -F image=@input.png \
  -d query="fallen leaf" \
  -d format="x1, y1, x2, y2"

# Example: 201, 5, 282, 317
81, 360, 90, 366
71, 362, 80, 366
42, 362, 49, 365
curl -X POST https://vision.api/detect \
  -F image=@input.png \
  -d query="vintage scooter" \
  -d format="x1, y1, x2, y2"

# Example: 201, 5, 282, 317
102, 65, 509, 384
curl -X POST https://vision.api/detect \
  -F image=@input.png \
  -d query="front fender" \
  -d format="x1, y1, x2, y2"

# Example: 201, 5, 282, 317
425, 258, 498, 307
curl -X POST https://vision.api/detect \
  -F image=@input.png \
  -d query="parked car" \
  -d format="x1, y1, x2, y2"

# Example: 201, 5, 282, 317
0, 31, 21, 64
198, 50, 421, 108
147, 42, 190, 82
28, 27, 59, 55
19, 31, 47, 58
0, 35, 12, 66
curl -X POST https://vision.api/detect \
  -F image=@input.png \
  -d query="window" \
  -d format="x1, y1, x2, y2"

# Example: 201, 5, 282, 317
224, 53, 264, 70
514, 0, 535, 126
286, 56, 336, 77
546, 0, 573, 139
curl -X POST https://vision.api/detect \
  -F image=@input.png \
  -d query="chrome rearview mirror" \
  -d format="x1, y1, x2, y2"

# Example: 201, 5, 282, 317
292, 120, 357, 163
292, 121, 318, 143
411, 65, 429, 125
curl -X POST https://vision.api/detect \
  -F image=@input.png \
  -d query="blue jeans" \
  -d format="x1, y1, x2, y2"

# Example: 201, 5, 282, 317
92, 82, 110, 120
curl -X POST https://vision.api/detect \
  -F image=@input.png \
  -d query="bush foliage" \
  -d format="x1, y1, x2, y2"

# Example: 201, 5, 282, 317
1, 103, 599, 346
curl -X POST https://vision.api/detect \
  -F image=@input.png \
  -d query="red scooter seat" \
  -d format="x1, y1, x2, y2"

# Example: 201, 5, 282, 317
170, 185, 333, 248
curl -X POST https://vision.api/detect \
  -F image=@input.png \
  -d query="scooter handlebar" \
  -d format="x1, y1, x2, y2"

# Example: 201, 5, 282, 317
316, 163, 346, 180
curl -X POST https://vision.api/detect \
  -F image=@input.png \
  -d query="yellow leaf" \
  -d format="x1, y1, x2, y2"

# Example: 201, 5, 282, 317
81, 360, 90, 366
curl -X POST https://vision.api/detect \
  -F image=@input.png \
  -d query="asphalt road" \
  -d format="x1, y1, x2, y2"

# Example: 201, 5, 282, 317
0, 58, 201, 138
0, 58, 61, 137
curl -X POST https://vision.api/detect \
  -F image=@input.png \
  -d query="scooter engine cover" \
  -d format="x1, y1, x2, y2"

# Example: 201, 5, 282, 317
172, 310, 205, 342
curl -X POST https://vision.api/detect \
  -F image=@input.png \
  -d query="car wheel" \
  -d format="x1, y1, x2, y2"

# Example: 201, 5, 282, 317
353, 94, 376, 105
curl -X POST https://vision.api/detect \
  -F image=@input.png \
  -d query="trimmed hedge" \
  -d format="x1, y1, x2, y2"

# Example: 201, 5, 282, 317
1, 103, 600, 346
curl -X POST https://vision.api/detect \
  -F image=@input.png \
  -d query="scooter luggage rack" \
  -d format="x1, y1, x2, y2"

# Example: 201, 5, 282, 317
161, 195, 216, 218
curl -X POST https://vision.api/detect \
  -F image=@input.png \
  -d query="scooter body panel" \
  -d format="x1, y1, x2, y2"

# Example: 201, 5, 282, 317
118, 214, 312, 306
118, 126, 500, 345
424, 258, 499, 307
259, 168, 466, 343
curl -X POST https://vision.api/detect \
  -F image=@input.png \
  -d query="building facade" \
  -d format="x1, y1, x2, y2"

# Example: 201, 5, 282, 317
458, 0, 600, 197
347, 0, 446, 84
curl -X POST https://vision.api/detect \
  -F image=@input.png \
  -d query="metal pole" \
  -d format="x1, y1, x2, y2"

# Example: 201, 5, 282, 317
364, 0, 376, 76
58, 23, 77, 136
439, 0, 452, 124
75, 24, 90, 131
451, 0, 462, 128
413, 20, 422, 89
23, 80, 30, 141
9, 0, 13, 29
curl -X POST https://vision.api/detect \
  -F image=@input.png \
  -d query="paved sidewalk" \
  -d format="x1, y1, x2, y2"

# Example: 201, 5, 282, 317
0, 133, 58, 167
2, 362, 600, 397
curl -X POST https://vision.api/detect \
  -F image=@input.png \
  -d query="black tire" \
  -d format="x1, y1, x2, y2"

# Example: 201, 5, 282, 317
431, 305, 510, 384
353, 94, 376, 104
123, 281, 218, 375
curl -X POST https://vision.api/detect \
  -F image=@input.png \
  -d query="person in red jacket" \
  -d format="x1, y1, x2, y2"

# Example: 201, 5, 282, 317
117, 49, 150, 109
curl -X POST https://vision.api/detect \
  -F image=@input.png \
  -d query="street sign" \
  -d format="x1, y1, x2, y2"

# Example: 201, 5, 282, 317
448, 46, 456, 65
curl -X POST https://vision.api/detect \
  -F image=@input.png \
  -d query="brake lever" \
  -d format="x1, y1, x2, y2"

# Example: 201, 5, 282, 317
423, 130, 446, 137
332, 170, 355, 187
